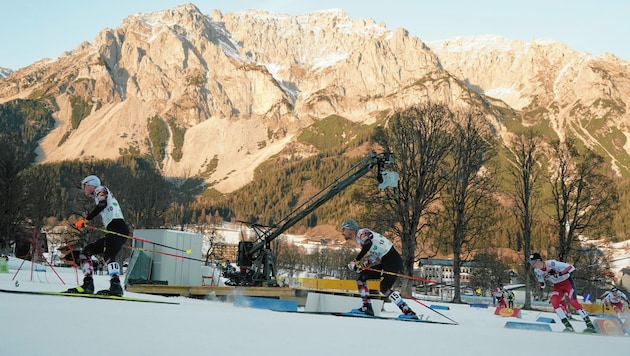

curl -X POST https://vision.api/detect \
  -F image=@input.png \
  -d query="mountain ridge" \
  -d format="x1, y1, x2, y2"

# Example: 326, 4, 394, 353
1, 4, 629, 192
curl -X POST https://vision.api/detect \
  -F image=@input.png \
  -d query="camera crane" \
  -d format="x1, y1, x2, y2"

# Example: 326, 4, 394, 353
226, 151, 398, 286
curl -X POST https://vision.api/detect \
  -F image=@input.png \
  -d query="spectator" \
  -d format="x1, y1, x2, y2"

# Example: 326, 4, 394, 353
506, 289, 515, 308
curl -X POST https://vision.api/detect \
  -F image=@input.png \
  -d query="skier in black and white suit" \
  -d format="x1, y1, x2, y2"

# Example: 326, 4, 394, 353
65, 175, 129, 296
341, 219, 418, 319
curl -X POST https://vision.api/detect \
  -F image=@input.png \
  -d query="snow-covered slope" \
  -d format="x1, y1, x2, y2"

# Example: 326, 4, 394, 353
1, 258, 627, 356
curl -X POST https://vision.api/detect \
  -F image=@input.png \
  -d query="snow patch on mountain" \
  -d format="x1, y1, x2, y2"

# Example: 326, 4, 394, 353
0, 67, 12, 78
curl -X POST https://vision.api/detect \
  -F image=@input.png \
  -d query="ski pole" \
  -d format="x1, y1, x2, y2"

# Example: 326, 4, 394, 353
124, 245, 203, 263
361, 266, 436, 284
400, 291, 459, 325
64, 239, 79, 285
85, 225, 192, 255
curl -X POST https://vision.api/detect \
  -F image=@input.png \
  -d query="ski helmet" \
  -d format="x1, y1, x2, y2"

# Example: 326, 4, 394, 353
529, 252, 543, 263
341, 219, 359, 231
81, 175, 101, 188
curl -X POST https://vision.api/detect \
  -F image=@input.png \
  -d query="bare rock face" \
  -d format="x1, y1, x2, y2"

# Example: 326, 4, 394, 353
427, 35, 630, 172
1, 5, 629, 191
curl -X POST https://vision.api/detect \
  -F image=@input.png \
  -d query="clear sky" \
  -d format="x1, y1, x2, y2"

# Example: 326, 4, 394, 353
1, 0, 628, 70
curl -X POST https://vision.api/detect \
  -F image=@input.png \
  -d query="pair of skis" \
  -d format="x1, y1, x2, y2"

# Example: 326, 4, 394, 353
284, 309, 458, 325
0, 288, 179, 304
335, 310, 453, 324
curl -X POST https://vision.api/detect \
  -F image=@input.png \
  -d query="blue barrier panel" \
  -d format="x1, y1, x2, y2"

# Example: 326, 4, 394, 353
504, 321, 552, 332
430, 304, 450, 310
469, 303, 489, 308
233, 296, 298, 312
536, 317, 556, 323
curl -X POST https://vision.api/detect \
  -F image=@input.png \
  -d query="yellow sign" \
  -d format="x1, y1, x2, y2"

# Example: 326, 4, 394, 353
298, 278, 380, 291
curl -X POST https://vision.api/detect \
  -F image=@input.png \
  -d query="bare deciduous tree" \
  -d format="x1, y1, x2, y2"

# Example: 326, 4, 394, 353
570, 243, 614, 299
508, 129, 543, 309
549, 139, 618, 261
273, 236, 305, 279
371, 103, 454, 292
469, 251, 510, 296
440, 110, 497, 303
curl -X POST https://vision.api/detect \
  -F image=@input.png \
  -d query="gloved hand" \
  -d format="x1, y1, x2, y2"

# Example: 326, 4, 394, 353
539, 281, 546, 289
75, 218, 88, 229
347, 260, 362, 272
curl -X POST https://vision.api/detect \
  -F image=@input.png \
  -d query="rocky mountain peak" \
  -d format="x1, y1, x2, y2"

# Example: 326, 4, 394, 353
1, 5, 629, 192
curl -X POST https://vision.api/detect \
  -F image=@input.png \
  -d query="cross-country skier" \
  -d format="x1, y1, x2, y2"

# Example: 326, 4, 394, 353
65, 175, 129, 296
603, 286, 629, 319
530, 252, 596, 332
341, 219, 418, 319
493, 284, 508, 308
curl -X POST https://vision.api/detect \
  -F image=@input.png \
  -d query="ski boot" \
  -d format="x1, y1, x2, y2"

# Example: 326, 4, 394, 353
97, 275, 123, 297
352, 303, 374, 316
398, 310, 419, 320
65, 276, 94, 294
560, 317, 575, 332
583, 318, 597, 333
399, 302, 419, 320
